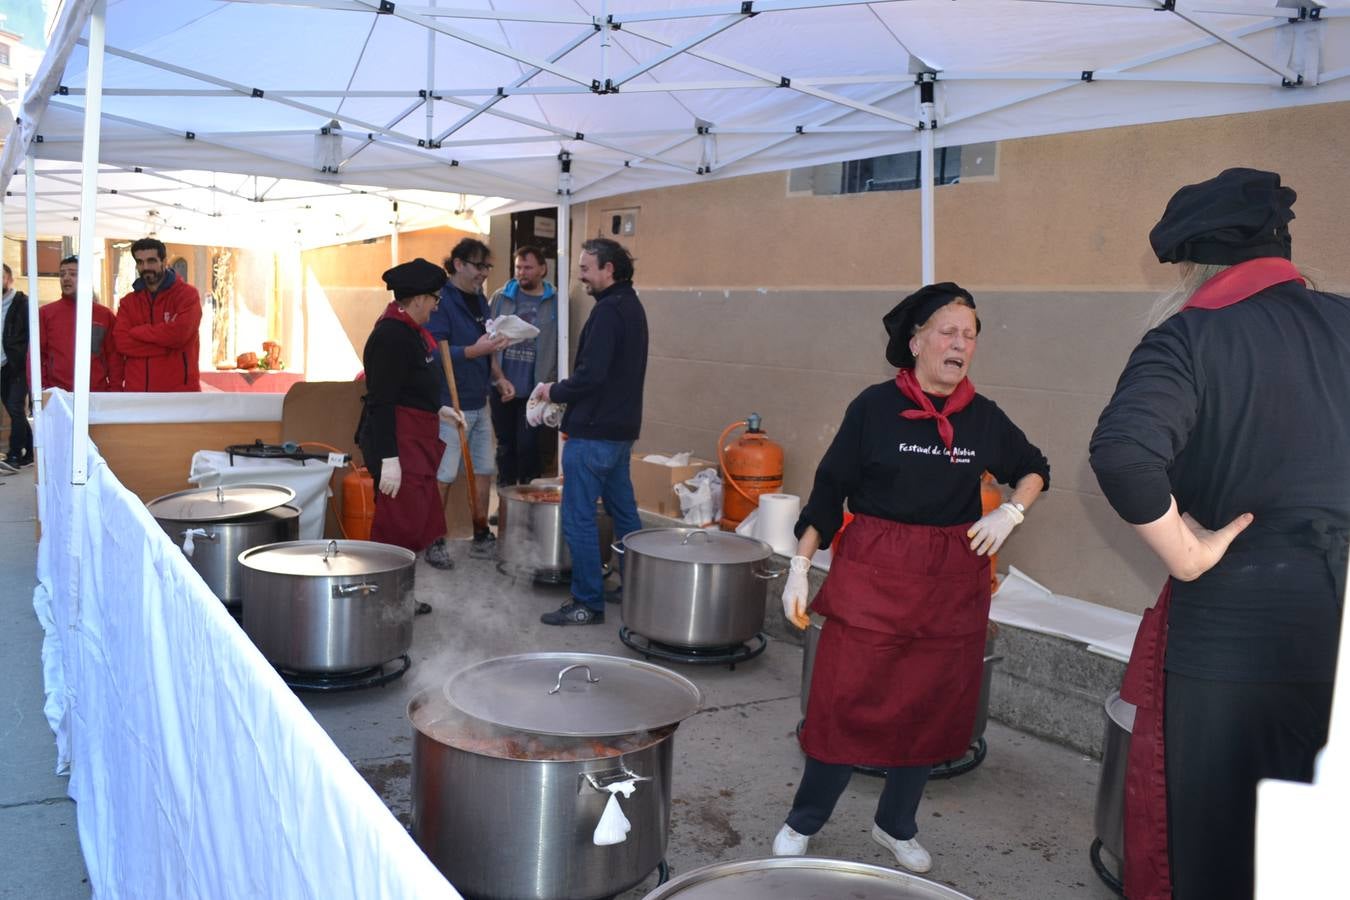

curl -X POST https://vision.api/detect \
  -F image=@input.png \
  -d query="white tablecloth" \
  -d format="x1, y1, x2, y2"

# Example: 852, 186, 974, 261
188, 450, 342, 540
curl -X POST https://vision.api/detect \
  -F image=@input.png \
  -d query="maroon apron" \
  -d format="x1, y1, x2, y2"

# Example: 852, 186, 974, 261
800, 513, 990, 768
371, 405, 445, 552
1120, 257, 1304, 900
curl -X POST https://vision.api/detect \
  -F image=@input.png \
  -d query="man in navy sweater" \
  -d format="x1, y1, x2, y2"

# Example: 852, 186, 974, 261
537, 238, 647, 625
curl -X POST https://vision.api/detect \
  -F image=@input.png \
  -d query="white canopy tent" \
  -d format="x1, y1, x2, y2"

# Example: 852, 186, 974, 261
3, 1, 1349, 897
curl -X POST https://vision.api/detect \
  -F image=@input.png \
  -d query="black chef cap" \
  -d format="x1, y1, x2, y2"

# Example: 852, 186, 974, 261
382, 257, 447, 301
1149, 168, 1296, 265
883, 282, 979, 368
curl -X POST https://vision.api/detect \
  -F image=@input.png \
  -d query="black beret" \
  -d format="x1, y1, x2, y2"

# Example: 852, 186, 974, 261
1149, 168, 1296, 265
883, 282, 979, 368
382, 257, 447, 300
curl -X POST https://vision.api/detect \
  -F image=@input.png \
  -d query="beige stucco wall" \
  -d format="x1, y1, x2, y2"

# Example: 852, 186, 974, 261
548, 101, 1350, 615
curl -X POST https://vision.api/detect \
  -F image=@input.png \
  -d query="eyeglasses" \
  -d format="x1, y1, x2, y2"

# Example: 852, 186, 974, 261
468, 260, 494, 272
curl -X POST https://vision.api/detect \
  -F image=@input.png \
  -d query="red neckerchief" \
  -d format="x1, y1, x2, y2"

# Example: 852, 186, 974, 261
378, 301, 436, 354
896, 366, 975, 461
1183, 257, 1303, 311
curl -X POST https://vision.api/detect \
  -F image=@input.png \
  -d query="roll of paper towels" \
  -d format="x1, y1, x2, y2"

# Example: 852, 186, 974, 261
755, 493, 801, 557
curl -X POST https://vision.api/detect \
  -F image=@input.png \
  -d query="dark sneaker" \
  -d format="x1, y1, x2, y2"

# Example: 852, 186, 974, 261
469, 530, 497, 559
540, 600, 604, 626
0, 460, 16, 476
415, 601, 433, 616
424, 538, 454, 570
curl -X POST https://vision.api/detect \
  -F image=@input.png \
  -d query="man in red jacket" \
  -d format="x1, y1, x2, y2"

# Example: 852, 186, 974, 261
38, 256, 124, 393
114, 238, 202, 392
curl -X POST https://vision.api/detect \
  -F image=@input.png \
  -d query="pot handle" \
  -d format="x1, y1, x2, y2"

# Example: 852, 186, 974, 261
610, 542, 625, 556
680, 529, 711, 545
753, 564, 787, 580
332, 582, 380, 597
548, 663, 600, 694
582, 766, 651, 793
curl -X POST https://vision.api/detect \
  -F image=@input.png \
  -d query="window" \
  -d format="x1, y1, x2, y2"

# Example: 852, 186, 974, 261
789, 142, 997, 196
0, 45, 10, 68
20, 240, 64, 277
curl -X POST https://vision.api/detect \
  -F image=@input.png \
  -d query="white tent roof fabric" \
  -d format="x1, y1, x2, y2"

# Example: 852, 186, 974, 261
4, 0, 1349, 219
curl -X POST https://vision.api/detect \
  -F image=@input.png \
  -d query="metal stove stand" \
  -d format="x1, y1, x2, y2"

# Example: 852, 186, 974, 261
619, 626, 767, 670
794, 720, 989, 779
279, 654, 411, 693
1089, 839, 1125, 896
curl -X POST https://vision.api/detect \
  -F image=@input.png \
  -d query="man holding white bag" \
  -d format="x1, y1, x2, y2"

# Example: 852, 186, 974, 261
534, 238, 648, 626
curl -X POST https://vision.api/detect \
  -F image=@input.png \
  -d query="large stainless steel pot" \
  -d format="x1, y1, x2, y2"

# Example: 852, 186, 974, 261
801, 616, 1001, 747
617, 528, 782, 648
411, 653, 703, 900
642, 857, 975, 899
1092, 691, 1135, 882
497, 484, 613, 580
148, 484, 300, 608
240, 539, 416, 672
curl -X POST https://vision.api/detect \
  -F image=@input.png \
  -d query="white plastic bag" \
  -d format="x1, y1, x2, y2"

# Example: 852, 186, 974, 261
674, 480, 714, 526
735, 508, 760, 537
592, 780, 639, 846
689, 468, 722, 523
486, 314, 541, 345
642, 452, 691, 467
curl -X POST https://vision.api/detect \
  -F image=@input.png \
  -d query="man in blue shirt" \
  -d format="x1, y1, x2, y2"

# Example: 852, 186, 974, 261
427, 238, 510, 560
488, 245, 558, 486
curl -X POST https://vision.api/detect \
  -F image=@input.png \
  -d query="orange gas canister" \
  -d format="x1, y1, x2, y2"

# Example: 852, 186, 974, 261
718, 414, 785, 531
980, 471, 1003, 593
342, 467, 376, 541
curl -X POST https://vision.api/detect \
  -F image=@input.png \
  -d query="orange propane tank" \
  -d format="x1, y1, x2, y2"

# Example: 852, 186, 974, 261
980, 471, 1002, 593
718, 414, 785, 531
342, 467, 376, 541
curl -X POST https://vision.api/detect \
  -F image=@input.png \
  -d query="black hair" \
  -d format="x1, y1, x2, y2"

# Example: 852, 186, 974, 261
444, 237, 492, 275
61, 255, 79, 267
130, 237, 167, 260
580, 237, 634, 282
514, 245, 547, 266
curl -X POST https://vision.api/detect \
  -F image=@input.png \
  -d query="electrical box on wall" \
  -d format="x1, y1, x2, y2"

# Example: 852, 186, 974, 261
603, 207, 638, 237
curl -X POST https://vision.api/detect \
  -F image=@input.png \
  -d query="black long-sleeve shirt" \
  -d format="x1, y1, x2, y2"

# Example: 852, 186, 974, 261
361, 317, 440, 462
551, 281, 648, 441
797, 381, 1050, 547
1090, 281, 1350, 681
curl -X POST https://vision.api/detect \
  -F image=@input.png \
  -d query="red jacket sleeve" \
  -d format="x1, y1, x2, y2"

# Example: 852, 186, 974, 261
117, 285, 202, 356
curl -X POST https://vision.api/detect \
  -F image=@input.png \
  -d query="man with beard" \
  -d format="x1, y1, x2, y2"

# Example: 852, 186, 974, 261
536, 238, 647, 626
113, 237, 202, 392
488, 245, 558, 486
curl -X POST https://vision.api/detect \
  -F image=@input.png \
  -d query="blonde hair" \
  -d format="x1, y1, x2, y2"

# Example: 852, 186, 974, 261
1146, 262, 1228, 329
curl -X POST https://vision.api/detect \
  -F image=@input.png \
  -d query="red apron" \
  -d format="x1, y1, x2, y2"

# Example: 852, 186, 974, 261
371, 405, 446, 552
800, 513, 990, 768
1120, 257, 1304, 900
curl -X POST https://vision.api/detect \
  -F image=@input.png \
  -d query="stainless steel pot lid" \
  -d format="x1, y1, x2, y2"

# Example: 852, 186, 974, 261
239, 539, 416, 576
444, 652, 703, 737
641, 858, 975, 899
147, 483, 296, 522
621, 528, 771, 564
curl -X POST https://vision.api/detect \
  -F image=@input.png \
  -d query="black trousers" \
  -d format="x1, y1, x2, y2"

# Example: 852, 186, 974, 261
786, 755, 930, 840
1165, 671, 1332, 900
489, 394, 542, 486
1, 366, 31, 460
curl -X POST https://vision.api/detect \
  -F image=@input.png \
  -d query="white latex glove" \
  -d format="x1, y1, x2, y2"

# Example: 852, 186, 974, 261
438, 405, 465, 429
526, 383, 549, 427
967, 502, 1025, 556
781, 555, 812, 629
379, 456, 402, 498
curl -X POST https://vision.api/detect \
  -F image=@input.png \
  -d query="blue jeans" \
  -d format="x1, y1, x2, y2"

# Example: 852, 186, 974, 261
562, 438, 643, 611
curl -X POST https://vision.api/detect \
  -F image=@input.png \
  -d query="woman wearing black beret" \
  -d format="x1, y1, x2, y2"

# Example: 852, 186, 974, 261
772, 283, 1049, 873
358, 258, 462, 577
1091, 168, 1349, 900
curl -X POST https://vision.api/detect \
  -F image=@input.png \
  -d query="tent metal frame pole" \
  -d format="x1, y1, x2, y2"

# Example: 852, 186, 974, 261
555, 198, 571, 470
24, 154, 46, 521
71, 0, 107, 487
919, 78, 936, 285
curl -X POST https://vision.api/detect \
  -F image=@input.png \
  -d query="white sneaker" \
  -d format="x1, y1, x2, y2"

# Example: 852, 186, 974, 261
871, 823, 932, 873
772, 823, 810, 856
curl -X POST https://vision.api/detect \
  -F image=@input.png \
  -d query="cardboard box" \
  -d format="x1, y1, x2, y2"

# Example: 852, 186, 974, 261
630, 453, 717, 518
